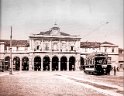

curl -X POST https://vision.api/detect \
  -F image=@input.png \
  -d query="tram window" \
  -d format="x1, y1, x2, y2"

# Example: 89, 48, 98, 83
90, 66, 94, 68
90, 60, 92, 64
95, 57, 105, 64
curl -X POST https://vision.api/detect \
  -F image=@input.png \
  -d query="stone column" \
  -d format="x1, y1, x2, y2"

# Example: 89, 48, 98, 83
67, 58, 69, 71
29, 54, 34, 71
67, 41, 69, 52
29, 57, 33, 71
41, 58, 43, 71
59, 61, 61, 71
20, 59, 22, 71
41, 39, 43, 52
50, 57, 52, 71
59, 40, 61, 52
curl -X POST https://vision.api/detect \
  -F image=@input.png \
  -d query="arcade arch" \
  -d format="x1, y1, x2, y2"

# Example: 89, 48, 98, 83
43, 56, 50, 71
52, 56, 59, 71
34, 56, 41, 71
69, 56, 75, 71
22, 57, 29, 71
13, 56, 20, 71
4, 56, 10, 71
60, 56, 67, 71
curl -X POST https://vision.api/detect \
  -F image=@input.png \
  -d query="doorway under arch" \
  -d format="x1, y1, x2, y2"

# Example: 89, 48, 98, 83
52, 56, 59, 71
4, 56, 10, 71
60, 56, 67, 71
80, 57, 85, 70
22, 57, 29, 71
13, 57, 20, 71
43, 56, 50, 71
69, 56, 75, 71
34, 56, 41, 71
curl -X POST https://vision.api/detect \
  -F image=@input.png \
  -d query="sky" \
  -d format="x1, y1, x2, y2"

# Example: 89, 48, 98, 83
0, 0, 123, 48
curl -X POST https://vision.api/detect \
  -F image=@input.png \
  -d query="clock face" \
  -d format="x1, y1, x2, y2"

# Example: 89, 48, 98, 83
52, 30, 59, 35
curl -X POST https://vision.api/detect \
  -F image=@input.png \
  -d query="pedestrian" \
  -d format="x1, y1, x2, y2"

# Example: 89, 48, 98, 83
113, 66, 116, 75
106, 65, 112, 75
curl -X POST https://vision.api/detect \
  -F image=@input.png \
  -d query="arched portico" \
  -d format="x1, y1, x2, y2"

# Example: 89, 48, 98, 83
13, 57, 20, 71
60, 56, 67, 71
4, 56, 10, 71
34, 56, 41, 71
43, 56, 50, 71
52, 56, 59, 71
22, 57, 29, 71
69, 56, 75, 71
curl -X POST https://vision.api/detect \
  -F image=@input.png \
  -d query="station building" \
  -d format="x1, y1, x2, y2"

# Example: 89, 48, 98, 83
0, 24, 81, 71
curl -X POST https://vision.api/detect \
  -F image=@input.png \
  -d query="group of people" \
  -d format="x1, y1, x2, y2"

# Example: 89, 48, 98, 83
106, 65, 119, 75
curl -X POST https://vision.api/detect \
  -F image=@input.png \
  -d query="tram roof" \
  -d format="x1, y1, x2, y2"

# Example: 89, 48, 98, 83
86, 52, 108, 59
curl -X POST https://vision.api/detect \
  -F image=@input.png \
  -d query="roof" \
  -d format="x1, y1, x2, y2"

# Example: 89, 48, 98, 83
37, 31, 70, 36
0, 40, 29, 47
35, 25, 71, 36
119, 48, 124, 51
101, 41, 118, 47
101, 41, 115, 45
80, 42, 100, 48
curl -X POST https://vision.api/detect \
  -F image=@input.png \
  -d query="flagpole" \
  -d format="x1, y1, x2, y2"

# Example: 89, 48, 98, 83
10, 26, 13, 75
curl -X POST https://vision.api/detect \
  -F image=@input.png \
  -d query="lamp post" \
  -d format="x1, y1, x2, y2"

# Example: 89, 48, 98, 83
9, 26, 13, 75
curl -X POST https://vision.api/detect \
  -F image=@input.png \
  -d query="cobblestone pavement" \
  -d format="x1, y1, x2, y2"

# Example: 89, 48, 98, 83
0, 71, 123, 96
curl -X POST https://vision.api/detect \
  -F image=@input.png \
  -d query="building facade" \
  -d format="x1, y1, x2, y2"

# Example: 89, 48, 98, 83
0, 25, 81, 71
118, 48, 124, 68
0, 25, 123, 72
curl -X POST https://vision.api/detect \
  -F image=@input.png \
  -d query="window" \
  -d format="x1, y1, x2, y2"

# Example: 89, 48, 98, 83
45, 43, 49, 51
53, 43, 58, 51
17, 47, 18, 51
112, 48, 114, 53
71, 46, 74, 51
37, 45, 39, 50
105, 47, 107, 52
85, 48, 87, 52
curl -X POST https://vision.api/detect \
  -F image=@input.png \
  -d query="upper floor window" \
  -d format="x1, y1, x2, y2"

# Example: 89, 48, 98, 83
37, 45, 39, 50
16, 47, 18, 51
53, 43, 58, 51
5, 46, 7, 50
85, 48, 87, 52
105, 47, 107, 52
71, 46, 74, 51
112, 48, 114, 53
45, 43, 49, 51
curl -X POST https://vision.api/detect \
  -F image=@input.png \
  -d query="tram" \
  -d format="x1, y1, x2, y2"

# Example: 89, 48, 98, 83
83, 52, 112, 75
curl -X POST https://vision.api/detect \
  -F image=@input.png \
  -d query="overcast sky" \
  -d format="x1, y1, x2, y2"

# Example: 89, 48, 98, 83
0, 0, 123, 48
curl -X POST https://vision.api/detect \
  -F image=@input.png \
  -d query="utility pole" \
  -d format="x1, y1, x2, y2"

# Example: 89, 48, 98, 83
9, 26, 13, 75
